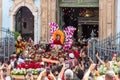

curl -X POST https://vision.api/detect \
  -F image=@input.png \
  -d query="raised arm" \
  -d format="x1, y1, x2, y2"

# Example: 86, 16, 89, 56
82, 64, 96, 80
49, 71, 56, 80
0, 70, 4, 80
42, 58, 59, 64
37, 70, 45, 80
96, 53, 104, 64
57, 63, 66, 80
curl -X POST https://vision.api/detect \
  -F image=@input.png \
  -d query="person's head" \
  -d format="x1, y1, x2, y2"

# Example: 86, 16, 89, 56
56, 34, 61, 40
81, 50, 88, 57
105, 59, 110, 67
112, 54, 117, 61
105, 71, 115, 80
64, 69, 73, 80
71, 46, 76, 51
26, 71, 33, 79
76, 69, 84, 79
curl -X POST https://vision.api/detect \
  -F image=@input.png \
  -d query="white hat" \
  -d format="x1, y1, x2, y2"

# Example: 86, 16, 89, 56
69, 53, 74, 58
40, 62, 44, 65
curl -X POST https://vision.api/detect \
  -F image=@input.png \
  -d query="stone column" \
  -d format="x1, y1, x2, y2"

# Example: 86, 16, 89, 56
99, 0, 116, 40
0, 0, 2, 38
116, 0, 120, 33
40, 0, 56, 43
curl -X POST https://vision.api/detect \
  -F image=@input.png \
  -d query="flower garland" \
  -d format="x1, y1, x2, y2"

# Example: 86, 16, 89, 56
63, 26, 76, 50
49, 22, 59, 44
11, 68, 39, 75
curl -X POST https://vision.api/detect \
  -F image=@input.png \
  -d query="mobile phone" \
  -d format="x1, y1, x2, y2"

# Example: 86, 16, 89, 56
65, 62, 69, 68
28, 73, 32, 77
46, 68, 50, 76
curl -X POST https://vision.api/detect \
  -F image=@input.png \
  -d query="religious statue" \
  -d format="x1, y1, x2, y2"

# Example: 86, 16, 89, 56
52, 30, 65, 54
15, 34, 25, 54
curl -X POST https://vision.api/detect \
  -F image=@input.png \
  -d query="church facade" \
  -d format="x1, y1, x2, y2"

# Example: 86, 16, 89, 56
40, 0, 118, 42
0, 0, 120, 44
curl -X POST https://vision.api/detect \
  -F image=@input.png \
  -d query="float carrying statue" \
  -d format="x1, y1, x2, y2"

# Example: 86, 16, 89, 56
49, 22, 76, 51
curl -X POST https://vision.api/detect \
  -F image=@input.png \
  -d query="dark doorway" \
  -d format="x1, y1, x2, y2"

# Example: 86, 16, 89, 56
15, 6, 34, 41
61, 7, 99, 41
81, 24, 98, 39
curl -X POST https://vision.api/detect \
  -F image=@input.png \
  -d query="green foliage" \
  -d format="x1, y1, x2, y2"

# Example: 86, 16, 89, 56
117, 57, 120, 62
11, 31, 20, 41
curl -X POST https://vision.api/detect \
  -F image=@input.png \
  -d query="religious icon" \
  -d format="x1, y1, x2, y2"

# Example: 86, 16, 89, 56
53, 30, 65, 45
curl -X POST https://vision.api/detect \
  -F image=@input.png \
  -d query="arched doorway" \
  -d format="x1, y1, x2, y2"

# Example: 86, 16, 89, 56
15, 6, 34, 41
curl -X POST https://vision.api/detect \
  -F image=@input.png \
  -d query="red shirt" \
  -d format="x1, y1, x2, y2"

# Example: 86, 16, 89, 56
74, 51, 79, 59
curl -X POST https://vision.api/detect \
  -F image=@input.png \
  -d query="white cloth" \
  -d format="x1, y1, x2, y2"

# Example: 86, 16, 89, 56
18, 58, 25, 65
5, 76, 12, 80
39, 68, 45, 72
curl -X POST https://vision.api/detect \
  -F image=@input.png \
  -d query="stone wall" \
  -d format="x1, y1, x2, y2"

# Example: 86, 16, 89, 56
14, 0, 34, 4
40, 0, 56, 43
99, 0, 116, 40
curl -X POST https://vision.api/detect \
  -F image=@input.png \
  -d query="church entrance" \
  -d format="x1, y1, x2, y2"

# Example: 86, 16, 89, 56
15, 6, 34, 41
60, 7, 99, 41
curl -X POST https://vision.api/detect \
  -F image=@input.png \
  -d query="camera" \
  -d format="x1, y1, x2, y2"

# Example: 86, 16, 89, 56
28, 73, 32, 77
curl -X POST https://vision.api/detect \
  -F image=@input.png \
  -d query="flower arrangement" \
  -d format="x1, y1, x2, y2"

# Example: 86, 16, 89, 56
98, 63, 120, 75
11, 68, 26, 75
63, 26, 76, 50
117, 57, 120, 62
16, 61, 41, 69
49, 22, 76, 50
98, 65, 107, 75
11, 68, 39, 75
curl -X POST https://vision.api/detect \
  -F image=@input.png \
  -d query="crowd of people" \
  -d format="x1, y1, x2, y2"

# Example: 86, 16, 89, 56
0, 34, 120, 80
